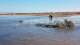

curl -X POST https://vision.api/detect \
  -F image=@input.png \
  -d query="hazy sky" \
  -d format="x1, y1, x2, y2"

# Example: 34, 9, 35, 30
0, 0, 80, 13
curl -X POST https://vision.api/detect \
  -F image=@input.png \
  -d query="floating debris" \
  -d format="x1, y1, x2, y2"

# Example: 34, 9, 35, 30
19, 20, 22, 23
36, 19, 75, 29
64, 19, 74, 28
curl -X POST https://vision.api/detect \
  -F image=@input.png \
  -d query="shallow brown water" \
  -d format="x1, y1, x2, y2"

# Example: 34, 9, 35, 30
0, 15, 80, 45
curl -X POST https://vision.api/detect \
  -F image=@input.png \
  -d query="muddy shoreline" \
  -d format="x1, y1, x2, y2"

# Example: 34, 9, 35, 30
1, 12, 80, 17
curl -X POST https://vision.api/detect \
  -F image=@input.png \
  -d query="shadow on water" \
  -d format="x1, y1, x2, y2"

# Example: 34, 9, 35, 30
0, 34, 10, 38
55, 28, 74, 33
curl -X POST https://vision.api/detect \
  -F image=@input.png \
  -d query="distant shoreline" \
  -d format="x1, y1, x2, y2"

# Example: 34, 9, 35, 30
0, 12, 80, 17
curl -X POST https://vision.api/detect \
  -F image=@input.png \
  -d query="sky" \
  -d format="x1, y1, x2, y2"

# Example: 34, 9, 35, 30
0, 0, 80, 13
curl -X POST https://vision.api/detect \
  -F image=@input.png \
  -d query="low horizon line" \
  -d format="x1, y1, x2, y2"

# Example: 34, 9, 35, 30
0, 11, 80, 13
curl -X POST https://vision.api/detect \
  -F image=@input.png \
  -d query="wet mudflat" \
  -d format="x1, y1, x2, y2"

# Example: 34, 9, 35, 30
0, 15, 80, 45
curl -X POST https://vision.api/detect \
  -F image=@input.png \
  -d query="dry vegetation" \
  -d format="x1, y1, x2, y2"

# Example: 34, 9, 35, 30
36, 19, 74, 28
